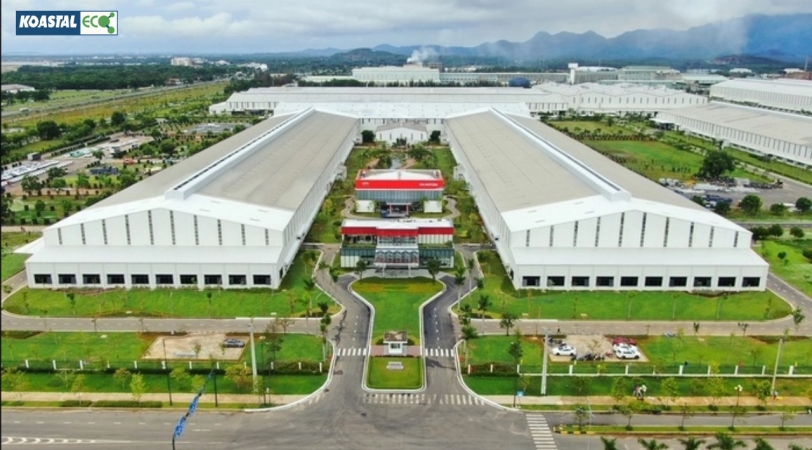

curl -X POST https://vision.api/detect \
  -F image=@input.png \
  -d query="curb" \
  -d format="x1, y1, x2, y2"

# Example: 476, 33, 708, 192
453, 340, 519, 413
554, 427, 595, 435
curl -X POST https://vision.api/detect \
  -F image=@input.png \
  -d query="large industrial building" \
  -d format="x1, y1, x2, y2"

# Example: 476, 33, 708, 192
25, 88, 772, 292
709, 79, 812, 113
354, 169, 444, 215
24, 109, 358, 290
656, 102, 812, 168
445, 109, 767, 291
533, 83, 708, 115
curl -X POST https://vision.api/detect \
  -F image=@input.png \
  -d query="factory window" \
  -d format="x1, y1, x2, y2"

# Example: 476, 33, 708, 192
228, 275, 247, 286
620, 276, 639, 287
693, 277, 711, 288
264, 229, 270, 246
241, 224, 246, 246
644, 277, 663, 287
594, 217, 601, 247
204, 274, 223, 285
733, 231, 739, 247
82, 274, 101, 285
742, 277, 761, 288
148, 211, 154, 245
596, 276, 615, 287
573, 221, 579, 246
546, 276, 565, 287
125, 215, 131, 245
131, 274, 150, 285
253, 275, 272, 286
663, 218, 670, 247
156, 274, 174, 285
58, 228, 63, 245
525, 230, 530, 247
548, 226, 554, 247
640, 213, 647, 247
571, 276, 590, 287
80, 224, 86, 245
58, 274, 77, 285
668, 276, 688, 287
217, 220, 223, 245
521, 276, 540, 287
107, 274, 125, 285
179, 275, 197, 285
34, 274, 52, 285
717, 277, 736, 287
688, 222, 695, 247
618, 212, 625, 246
709, 227, 715, 247
170, 211, 176, 245
194, 215, 200, 245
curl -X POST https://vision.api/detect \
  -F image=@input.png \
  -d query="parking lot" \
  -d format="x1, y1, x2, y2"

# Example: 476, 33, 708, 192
548, 334, 650, 363
143, 333, 245, 361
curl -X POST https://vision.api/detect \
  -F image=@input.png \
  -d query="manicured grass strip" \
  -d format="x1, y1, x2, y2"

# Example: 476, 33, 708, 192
2, 231, 43, 249
0, 371, 326, 395
2, 251, 330, 318
757, 239, 812, 298
2, 253, 29, 282
251, 333, 325, 364
465, 251, 790, 321
462, 375, 810, 397
724, 146, 812, 186
1, 332, 152, 363
353, 277, 443, 343
560, 425, 812, 435
466, 335, 544, 366
367, 357, 423, 390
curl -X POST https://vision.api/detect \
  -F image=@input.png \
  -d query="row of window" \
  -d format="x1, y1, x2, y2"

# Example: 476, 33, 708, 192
33, 274, 272, 286
522, 275, 761, 288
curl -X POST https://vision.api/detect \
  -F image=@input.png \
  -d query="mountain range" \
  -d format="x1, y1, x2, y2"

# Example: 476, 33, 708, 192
289, 14, 812, 62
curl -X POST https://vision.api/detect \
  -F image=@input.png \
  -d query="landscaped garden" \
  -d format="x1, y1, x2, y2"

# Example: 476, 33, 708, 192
366, 357, 423, 390
2, 250, 337, 318
352, 277, 443, 344
458, 251, 791, 321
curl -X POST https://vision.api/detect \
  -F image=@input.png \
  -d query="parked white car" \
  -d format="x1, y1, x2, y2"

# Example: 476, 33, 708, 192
552, 344, 577, 356
615, 348, 641, 360
613, 343, 638, 352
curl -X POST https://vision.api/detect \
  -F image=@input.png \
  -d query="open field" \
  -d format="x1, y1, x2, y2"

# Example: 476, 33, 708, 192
2, 250, 332, 318
2, 254, 28, 282
352, 277, 443, 343
465, 335, 544, 366
4, 89, 130, 112
1, 331, 152, 363
367, 357, 422, 389
460, 251, 791, 321
463, 375, 810, 397
585, 140, 770, 183
0, 371, 326, 396
1, 231, 41, 281
255, 333, 325, 364
757, 238, 812, 297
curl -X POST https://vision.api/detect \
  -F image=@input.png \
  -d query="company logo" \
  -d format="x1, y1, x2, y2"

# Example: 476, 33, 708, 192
16, 11, 118, 36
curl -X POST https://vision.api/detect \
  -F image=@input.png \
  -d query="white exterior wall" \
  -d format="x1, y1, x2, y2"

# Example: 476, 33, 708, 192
416, 233, 453, 244
375, 127, 428, 144
710, 84, 812, 112
424, 200, 442, 213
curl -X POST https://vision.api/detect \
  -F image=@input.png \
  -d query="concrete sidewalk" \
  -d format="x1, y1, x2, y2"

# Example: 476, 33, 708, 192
1, 391, 308, 405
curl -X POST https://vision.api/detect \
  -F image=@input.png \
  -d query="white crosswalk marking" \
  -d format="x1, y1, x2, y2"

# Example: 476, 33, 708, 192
525, 414, 557, 450
336, 348, 367, 357
423, 348, 456, 357
361, 393, 485, 406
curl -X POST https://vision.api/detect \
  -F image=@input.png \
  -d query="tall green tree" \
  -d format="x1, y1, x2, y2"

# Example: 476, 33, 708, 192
795, 197, 812, 212
699, 150, 735, 178
110, 111, 126, 127
739, 194, 763, 216
637, 438, 668, 450
706, 432, 746, 450
477, 294, 491, 323
499, 311, 518, 336
426, 258, 442, 281
36, 120, 61, 140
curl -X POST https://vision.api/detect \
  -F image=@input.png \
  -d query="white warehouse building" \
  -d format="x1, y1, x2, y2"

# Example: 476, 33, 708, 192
709, 79, 812, 113
351, 65, 441, 84
24, 109, 358, 290
445, 109, 767, 291
533, 82, 707, 115
656, 102, 812, 168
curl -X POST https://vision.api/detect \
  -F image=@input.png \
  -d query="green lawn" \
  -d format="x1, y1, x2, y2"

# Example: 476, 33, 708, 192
461, 251, 791, 321
724, 146, 812, 185
2, 253, 28, 282
3, 250, 332, 318
465, 335, 544, 366
463, 375, 810, 398
254, 333, 325, 364
0, 371, 326, 396
638, 336, 812, 368
548, 120, 629, 135
2, 231, 42, 281
352, 277, 443, 343
1, 332, 152, 363
367, 357, 423, 389
757, 239, 812, 297
585, 140, 770, 183
5, 89, 130, 112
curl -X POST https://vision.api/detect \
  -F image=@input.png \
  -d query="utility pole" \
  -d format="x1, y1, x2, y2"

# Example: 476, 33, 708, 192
249, 319, 258, 382
540, 329, 549, 395
771, 338, 783, 393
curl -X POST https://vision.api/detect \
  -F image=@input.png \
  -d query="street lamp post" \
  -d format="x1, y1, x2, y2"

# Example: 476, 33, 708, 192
540, 329, 549, 395
249, 319, 258, 383
771, 338, 783, 393
731, 384, 743, 429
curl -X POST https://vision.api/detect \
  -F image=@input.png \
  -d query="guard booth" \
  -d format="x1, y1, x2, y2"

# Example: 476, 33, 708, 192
384, 331, 408, 356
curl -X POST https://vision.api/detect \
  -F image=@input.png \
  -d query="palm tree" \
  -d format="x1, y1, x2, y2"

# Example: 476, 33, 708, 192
706, 432, 747, 450
454, 266, 466, 304
426, 258, 442, 281
752, 438, 776, 450
677, 437, 705, 450
461, 325, 477, 365
637, 438, 669, 450
466, 258, 475, 291
302, 278, 316, 325
499, 311, 518, 336
459, 304, 473, 326
477, 294, 491, 323
600, 437, 619, 450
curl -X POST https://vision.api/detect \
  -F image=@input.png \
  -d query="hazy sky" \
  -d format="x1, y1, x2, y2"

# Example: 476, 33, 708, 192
2, 0, 811, 55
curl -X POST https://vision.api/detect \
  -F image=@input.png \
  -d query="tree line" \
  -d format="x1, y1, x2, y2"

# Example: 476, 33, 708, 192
2, 65, 235, 90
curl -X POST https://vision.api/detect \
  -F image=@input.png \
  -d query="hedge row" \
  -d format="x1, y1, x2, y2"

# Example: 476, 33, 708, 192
59, 400, 163, 408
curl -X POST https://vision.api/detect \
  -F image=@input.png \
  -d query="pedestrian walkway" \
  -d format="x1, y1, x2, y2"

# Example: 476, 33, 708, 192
361, 393, 485, 406
525, 414, 557, 450
423, 348, 455, 357
335, 347, 367, 357
2, 436, 118, 446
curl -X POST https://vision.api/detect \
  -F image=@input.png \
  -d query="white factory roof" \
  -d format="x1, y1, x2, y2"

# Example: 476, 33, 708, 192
275, 102, 533, 119
511, 247, 767, 267
445, 110, 705, 217
226, 87, 568, 105
342, 218, 453, 228
534, 82, 696, 97
358, 169, 441, 181
711, 78, 812, 97
375, 123, 427, 133
659, 102, 812, 147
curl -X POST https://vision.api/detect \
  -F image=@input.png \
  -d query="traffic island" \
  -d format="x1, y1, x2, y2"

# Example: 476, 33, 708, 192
366, 356, 423, 390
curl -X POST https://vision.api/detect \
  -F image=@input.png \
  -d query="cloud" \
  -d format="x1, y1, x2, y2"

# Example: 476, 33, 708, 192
163, 1, 195, 13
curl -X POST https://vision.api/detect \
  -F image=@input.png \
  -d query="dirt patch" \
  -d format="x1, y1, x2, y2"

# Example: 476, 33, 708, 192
548, 335, 650, 363
142, 333, 245, 361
